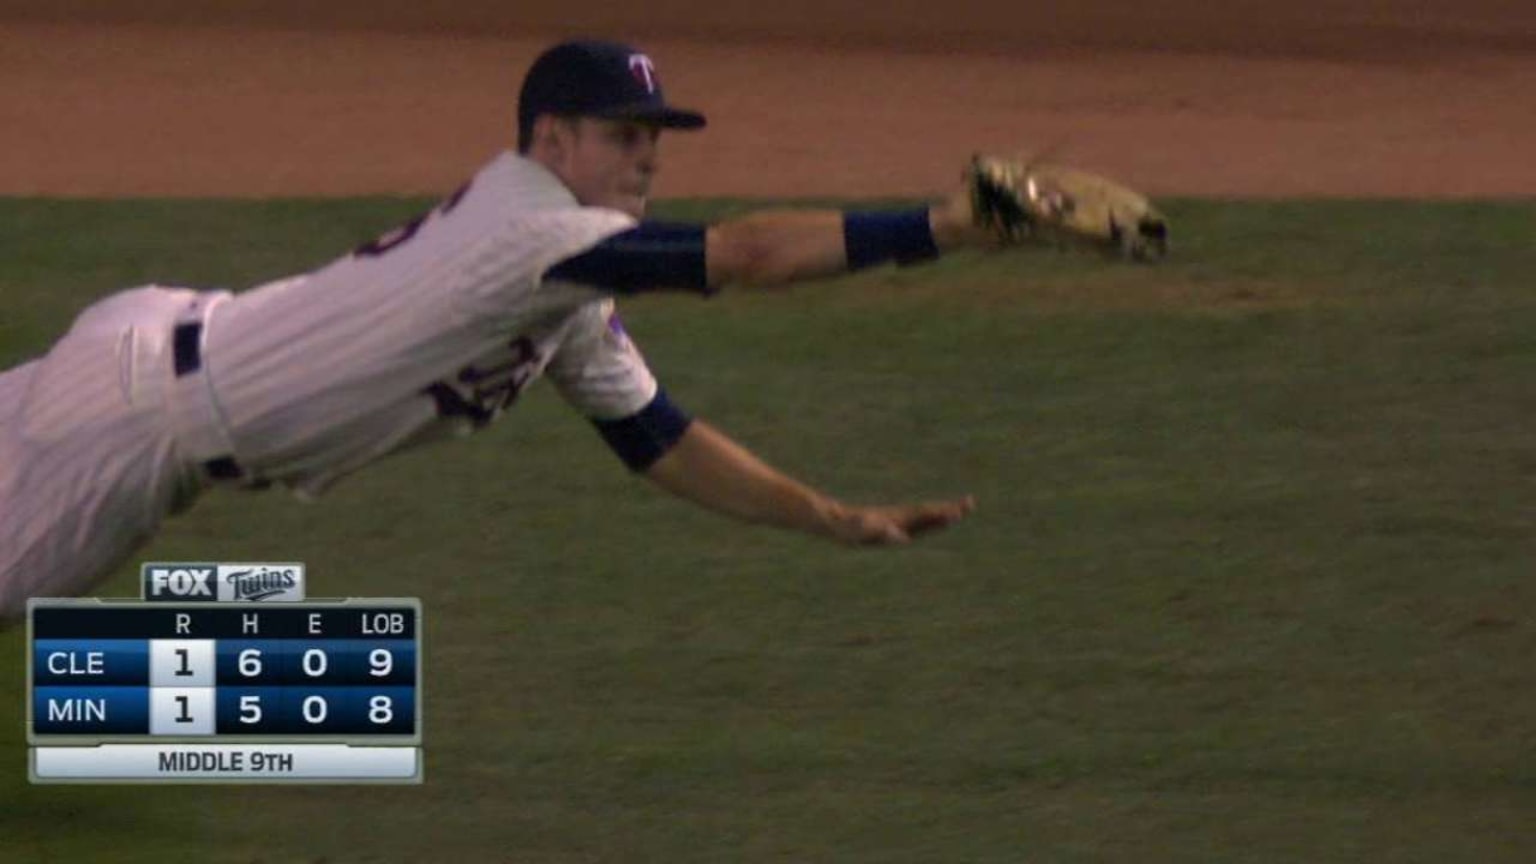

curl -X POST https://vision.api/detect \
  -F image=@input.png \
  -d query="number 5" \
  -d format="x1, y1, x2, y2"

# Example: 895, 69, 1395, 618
240, 695, 263, 724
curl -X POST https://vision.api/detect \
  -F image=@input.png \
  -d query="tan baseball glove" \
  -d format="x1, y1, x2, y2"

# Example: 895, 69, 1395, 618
967, 155, 1169, 261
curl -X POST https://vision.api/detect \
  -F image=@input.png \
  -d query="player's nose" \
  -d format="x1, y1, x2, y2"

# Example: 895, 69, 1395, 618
634, 128, 660, 171
636, 141, 658, 174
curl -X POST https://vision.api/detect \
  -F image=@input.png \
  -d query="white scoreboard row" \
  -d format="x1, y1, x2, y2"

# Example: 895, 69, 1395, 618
32, 744, 421, 783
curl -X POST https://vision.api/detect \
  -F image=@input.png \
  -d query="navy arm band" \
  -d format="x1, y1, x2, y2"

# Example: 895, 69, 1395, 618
592, 388, 695, 473
843, 208, 940, 271
547, 222, 711, 295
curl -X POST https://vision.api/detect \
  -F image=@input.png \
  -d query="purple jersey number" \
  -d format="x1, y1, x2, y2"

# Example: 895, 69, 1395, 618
424, 336, 542, 427
352, 180, 541, 425
354, 181, 472, 258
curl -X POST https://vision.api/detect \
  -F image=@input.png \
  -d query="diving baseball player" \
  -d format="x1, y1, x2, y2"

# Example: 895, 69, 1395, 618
0, 39, 1162, 624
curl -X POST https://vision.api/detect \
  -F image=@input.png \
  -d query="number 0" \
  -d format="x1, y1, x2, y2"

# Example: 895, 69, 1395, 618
302, 649, 328, 677
302, 695, 328, 724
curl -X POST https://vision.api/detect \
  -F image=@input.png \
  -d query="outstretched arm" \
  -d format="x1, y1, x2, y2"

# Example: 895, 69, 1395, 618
703, 184, 994, 289
642, 419, 975, 546
544, 181, 996, 296
548, 157, 1164, 296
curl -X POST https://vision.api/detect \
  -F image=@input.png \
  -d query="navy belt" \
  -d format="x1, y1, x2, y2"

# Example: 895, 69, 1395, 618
172, 321, 258, 485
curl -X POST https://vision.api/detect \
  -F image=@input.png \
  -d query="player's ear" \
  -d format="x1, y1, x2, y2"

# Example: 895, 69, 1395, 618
530, 115, 576, 159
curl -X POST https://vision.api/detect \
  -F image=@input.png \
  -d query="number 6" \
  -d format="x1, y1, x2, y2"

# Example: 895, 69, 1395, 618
238, 648, 263, 677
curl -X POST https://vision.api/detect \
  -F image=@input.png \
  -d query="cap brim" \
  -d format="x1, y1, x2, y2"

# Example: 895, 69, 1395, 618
598, 103, 707, 130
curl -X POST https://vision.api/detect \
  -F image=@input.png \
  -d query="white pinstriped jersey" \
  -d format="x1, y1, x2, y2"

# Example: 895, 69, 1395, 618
0, 154, 668, 620
202, 152, 659, 497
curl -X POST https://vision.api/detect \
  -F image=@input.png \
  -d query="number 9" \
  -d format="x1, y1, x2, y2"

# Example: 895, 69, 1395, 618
369, 648, 393, 678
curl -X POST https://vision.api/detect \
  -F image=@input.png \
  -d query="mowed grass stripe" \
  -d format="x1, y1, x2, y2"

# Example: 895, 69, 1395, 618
0, 198, 1532, 863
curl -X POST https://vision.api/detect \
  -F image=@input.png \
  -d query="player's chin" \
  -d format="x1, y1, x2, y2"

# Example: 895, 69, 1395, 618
621, 194, 649, 219
609, 184, 649, 217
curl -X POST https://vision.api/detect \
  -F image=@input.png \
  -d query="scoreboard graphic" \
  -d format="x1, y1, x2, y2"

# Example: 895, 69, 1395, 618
27, 563, 422, 784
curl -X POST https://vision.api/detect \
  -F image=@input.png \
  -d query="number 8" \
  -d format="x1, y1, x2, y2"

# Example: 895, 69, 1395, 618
369, 695, 394, 725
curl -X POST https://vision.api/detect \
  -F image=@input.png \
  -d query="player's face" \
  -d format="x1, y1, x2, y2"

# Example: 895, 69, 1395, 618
548, 117, 662, 219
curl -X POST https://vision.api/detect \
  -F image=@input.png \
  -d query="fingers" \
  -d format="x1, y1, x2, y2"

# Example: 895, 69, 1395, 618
932, 184, 1004, 251
907, 495, 978, 535
840, 495, 977, 546
866, 519, 912, 546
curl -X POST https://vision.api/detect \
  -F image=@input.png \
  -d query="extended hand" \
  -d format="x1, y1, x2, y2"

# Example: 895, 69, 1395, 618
826, 495, 977, 546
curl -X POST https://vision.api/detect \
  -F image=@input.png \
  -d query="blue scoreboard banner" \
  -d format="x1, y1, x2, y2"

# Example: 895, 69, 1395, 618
27, 588, 423, 784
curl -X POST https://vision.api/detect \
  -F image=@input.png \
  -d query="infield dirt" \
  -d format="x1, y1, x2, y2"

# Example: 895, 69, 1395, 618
0, 1, 1532, 200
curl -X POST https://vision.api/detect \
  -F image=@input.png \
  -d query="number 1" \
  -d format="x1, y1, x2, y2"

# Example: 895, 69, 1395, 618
174, 648, 192, 677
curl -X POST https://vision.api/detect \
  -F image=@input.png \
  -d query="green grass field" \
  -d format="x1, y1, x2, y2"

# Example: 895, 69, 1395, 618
1, 198, 1533, 862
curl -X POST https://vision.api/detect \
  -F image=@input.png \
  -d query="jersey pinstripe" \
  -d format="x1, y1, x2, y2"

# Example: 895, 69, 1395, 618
1, 153, 668, 619
203, 152, 659, 496
0, 287, 205, 619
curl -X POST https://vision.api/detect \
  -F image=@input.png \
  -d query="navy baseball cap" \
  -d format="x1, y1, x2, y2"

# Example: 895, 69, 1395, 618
517, 40, 706, 149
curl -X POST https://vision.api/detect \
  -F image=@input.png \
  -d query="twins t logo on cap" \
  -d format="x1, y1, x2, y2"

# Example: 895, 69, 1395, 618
517, 40, 707, 146
628, 54, 658, 94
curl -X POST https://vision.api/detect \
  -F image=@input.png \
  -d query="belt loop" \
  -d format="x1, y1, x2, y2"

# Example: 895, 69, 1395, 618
203, 456, 244, 480
164, 291, 254, 484
173, 322, 203, 377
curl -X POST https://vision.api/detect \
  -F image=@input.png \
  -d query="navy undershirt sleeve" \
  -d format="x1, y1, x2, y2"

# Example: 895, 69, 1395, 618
843, 209, 940, 270
547, 222, 711, 295
592, 388, 695, 472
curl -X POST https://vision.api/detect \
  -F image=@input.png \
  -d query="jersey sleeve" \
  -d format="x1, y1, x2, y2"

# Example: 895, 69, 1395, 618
544, 221, 712, 295
546, 300, 694, 471
545, 299, 661, 421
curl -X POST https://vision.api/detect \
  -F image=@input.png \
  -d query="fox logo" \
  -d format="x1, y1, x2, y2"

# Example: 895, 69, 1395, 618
143, 565, 216, 601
